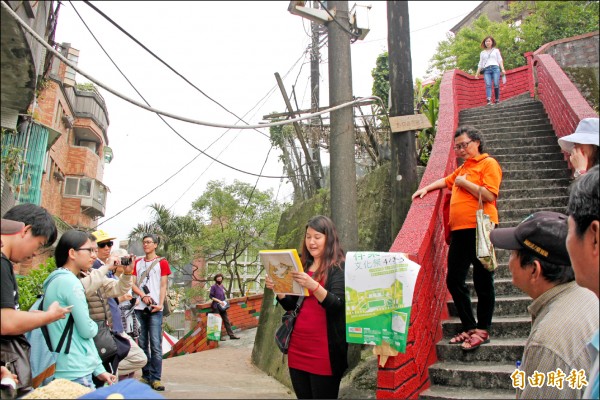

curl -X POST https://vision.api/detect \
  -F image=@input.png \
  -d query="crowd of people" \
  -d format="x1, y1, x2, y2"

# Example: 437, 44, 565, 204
0, 210, 171, 397
0, 116, 598, 399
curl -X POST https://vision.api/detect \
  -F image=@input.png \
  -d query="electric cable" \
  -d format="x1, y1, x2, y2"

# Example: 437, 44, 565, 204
2, 0, 379, 130
82, 0, 270, 139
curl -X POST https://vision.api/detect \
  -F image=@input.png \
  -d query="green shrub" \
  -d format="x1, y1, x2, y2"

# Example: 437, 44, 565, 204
16, 258, 56, 311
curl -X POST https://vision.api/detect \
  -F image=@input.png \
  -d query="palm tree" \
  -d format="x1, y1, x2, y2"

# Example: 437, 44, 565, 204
129, 203, 199, 266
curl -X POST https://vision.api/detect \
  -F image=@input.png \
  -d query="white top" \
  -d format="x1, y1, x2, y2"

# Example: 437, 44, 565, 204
478, 48, 503, 69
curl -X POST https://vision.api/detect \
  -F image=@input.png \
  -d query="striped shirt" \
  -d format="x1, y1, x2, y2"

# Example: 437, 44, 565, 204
517, 281, 599, 399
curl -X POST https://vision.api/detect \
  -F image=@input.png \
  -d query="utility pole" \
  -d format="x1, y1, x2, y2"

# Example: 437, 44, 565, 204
327, 1, 358, 252
388, 1, 417, 240
310, 0, 325, 182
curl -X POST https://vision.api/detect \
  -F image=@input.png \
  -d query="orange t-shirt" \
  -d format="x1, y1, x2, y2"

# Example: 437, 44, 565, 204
444, 153, 502, 231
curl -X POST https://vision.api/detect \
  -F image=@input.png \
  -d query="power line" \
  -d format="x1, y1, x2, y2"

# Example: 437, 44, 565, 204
2, 2, 381, 134
82, 0, 269, 139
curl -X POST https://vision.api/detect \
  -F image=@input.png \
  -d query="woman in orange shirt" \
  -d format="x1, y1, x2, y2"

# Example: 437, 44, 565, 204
412, 126, 502, 351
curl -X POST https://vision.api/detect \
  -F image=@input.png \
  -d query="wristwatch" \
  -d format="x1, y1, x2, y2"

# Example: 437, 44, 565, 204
573, 169, 586, 178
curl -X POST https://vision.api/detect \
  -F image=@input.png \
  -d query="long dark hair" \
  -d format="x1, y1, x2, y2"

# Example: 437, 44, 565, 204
300, 215, 345, 285
55, 230, 95, 268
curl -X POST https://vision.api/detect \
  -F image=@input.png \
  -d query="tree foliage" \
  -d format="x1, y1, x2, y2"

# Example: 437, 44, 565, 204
371, 51, 390, 111
428, 1, 599, 76
16, 257, 55, 311
129, 203, 200, 270
190, 180, 282, 297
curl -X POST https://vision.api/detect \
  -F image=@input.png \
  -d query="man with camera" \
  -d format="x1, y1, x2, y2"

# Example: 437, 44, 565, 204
80, 230, 135, 388
131, 234, 171, 392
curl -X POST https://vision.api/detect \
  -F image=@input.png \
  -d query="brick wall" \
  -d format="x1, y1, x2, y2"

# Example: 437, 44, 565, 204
164, 294, 263, 359
453, 67, 533, 111
534, 31, 599, 69
534, 54, 598, 165
377, 66, 532, 398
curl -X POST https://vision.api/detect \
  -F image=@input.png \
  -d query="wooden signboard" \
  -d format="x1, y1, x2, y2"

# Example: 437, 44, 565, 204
389, 114, 432, 133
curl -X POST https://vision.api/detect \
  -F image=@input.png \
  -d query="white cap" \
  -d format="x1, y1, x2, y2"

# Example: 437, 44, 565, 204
558, 118, 599, 153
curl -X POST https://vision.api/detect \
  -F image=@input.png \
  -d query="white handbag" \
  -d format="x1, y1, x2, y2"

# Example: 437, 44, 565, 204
476, 189, 498, 272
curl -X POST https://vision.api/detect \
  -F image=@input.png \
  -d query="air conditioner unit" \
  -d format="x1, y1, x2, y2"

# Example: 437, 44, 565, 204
53, 171, 65, 181
79, 140, 97, 153
62, 114, 74, 128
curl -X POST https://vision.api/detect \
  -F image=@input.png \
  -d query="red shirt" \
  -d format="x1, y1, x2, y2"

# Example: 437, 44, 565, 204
287, 271, 332, 376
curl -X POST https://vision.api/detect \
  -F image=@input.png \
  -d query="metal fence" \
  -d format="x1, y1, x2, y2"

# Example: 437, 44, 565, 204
164, 310, 187, 339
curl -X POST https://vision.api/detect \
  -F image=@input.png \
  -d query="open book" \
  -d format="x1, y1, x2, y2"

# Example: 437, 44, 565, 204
260, 249, 308, 296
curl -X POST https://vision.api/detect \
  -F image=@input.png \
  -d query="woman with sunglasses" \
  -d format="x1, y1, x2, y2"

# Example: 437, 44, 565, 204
412, 126, 502, 352
41, 230, 117, 389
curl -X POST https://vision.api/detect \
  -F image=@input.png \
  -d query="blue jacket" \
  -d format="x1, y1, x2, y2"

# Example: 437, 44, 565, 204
43, 269, 105, 380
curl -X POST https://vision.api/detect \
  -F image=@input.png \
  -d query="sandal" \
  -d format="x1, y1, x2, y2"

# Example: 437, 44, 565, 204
449, 331, 472, 345
461, 330, 490, 351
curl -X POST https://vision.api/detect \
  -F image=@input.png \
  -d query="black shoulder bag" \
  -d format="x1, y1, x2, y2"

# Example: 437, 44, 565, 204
274, 296, 304, 354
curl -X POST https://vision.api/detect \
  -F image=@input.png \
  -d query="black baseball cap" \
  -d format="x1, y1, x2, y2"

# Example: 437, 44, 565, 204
490, 211, 571, 265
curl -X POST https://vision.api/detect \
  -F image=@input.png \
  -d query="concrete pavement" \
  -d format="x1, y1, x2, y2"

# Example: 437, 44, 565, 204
159, 327, 295, 399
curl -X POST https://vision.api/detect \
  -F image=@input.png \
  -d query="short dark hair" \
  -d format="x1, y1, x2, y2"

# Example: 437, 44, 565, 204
143, 233, 159, 245
481, 36, 497, 48
214, 273, 224, 282
566, 165, 599, 237
455, 126, 484, 153
3, 203, 58, 246
517, 249, 574, 285
55, 230, 96, 268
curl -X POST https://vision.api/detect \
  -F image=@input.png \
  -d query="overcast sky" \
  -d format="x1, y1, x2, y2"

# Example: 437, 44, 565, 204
51, 1, 479, 246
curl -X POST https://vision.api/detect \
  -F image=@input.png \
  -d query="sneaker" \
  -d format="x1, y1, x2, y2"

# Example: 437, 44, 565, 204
495, 100, 500, 104
230, 335, 240, 340
139, 377, 150, 385
151, 381, 165, 391
486, 98, 492, 106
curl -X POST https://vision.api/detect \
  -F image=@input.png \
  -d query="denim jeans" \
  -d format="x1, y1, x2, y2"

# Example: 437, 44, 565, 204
483, 65, 501, 101
72, 374, 95, 389
135, 310, 163, 382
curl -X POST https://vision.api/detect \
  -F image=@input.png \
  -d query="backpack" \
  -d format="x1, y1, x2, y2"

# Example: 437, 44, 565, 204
25, 274, 75, 388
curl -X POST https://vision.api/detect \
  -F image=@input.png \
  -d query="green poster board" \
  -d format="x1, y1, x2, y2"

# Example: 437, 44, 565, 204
345, 252, 421, 353
207, 313, 222, 341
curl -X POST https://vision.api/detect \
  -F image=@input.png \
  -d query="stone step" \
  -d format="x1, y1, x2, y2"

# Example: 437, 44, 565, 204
494, 152, 564, 163
466, 278, 525, 297
443, 316, 531, 340
429, 362, 516, 390
499, 178, 571, 191
435, 337, 525, 363
492, 144, 562, 155
484, 129, 556, 141
501, 168, 571, 180
487, 136, 561, 149
466, 263, 512, 279
420, 385, 517, 399
499, 160, 567, 171
447, 295, 531, 318
460, 102, 544, 118
499, 206, 568, 222
479, 121, 554, 133
498, 195, 570, 210
500, 186, 570, 199
460, 114, 549, 126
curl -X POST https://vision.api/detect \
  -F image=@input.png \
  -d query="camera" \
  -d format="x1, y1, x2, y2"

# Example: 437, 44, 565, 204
141, 285, 157, 314
120, 256, 133, 266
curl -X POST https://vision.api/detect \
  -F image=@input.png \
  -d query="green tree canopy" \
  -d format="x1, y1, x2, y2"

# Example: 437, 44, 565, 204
190, 179, 282, 296
428, 1, 599, 75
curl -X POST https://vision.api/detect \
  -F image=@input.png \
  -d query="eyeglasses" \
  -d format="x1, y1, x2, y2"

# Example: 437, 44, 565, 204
142, 240, 155, 245
98, 241, 114, 248
76, 247, 98, 254
453, 140, 473, 151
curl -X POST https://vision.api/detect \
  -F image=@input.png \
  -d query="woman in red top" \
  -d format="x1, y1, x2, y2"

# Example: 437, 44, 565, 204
412, 126, 502, 352
265, 215, 347, 399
